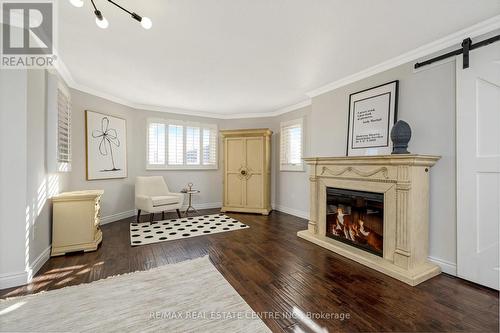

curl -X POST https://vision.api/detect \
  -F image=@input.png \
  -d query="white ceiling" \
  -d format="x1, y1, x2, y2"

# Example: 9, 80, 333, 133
58, 0, 500, 116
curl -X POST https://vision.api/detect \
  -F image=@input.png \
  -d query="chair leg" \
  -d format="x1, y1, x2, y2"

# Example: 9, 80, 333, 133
137, 209, 141, 223
162, 211, 165, 220
150, 213, 154, 222
176, 209, 181, 218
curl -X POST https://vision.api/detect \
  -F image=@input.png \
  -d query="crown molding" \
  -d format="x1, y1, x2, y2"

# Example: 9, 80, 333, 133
53, 51, 76, 86
53, 15, 500, 119
270, 99, 312, 116
56, 59, 312, 119
306, 14, 500, 98
53, 57, 271, 119
54, 56, 308, 119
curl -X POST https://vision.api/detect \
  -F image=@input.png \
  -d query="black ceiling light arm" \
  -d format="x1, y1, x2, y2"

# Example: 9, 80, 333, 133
107, 0, 143, 22
73, 0, 151, 29
90, 0, 103, 20
415, 34, 500, 70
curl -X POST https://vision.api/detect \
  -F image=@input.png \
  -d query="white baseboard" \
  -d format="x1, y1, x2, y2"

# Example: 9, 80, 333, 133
428, 256, 457, 276
27, 246, 51, 281
274, 204, 309, 220
100, 210, 137, 225
101, 203, 223, 225
182, 202, 222, 210
0, 246, 52, 290
0, 271, 27, 290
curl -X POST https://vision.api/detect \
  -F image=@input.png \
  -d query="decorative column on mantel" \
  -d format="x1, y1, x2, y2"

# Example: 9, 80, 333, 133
394, 164, 412, 270
308, 168, 319, 234
299, 155, 440, 286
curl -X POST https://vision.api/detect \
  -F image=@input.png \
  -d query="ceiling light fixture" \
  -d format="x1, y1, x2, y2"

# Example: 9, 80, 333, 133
94, 11, 109, 29
71, 0, 152, 30
108, 0, 153, 30
90, 0, 109, 29
70, 0, 84, 8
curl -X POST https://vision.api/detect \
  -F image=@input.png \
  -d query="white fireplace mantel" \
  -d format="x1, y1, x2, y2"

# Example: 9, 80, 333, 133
298, 155, 441, 286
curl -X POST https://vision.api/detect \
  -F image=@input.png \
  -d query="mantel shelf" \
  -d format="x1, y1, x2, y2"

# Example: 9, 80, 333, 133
303, 154, 441, 167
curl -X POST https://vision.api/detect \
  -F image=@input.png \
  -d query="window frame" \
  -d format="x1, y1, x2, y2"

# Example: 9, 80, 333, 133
57, 85, 71, 166
280, 117, 305, 172
146, 118, 218, 170
47, 73, 72, 173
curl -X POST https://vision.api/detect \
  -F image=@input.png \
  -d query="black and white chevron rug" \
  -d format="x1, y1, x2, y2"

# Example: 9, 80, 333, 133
130, 213, 249, 246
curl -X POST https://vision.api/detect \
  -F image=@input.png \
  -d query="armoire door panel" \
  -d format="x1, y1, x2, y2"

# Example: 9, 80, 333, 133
226, 174, 243, 206
246, 137, 263, 173
227, 138, 245, 172
246, 175, 263, 208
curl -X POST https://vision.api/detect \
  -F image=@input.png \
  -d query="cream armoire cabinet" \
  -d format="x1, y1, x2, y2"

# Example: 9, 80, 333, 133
220, 128, 272, 215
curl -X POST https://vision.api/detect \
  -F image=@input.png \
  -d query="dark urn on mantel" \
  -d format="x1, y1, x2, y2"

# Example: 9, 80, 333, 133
390, 120, 412, 154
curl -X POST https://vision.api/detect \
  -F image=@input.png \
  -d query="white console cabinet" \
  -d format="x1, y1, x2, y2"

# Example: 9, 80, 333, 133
51, 190, 104, 256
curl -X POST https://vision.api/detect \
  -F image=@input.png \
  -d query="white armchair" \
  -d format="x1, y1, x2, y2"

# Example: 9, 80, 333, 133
135, 176, 184, 222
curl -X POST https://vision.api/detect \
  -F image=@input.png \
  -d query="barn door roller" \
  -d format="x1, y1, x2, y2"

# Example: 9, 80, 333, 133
414, 35, 500, 70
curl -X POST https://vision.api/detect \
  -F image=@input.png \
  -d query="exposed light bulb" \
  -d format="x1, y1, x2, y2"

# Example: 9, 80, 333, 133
140, 17, 152, 30
95, 16, 109, 29
69, 0, 84, 7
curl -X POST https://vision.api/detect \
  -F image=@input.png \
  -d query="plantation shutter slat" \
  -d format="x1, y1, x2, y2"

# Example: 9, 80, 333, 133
148, 123, 166, 165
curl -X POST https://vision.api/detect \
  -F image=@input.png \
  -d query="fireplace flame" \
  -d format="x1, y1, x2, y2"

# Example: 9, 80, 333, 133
328, 206, 383, 255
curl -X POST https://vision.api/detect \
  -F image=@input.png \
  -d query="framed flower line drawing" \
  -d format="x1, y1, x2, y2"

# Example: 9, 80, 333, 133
346, 80, 398, 156
85, 110, 127, 180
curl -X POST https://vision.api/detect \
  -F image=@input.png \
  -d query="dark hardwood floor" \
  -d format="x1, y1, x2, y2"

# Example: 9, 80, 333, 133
1, 209, 498, 332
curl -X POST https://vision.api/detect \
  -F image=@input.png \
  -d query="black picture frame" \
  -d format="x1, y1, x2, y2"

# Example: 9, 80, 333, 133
346, 80, 399, 156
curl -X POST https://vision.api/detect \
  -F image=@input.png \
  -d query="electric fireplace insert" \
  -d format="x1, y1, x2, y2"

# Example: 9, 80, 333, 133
326, 187, 384, 256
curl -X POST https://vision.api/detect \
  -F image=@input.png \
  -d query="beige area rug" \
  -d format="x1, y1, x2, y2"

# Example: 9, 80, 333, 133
0, 257, 270, 333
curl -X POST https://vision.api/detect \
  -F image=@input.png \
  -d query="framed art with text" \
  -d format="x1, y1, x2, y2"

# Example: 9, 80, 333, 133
346, 80, 398, 156
85, 110, 128, 180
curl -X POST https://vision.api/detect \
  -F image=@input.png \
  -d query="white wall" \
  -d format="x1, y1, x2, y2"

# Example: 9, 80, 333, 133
0, 69, 29, 288
26, 70, 70, 274
303, 61, 457, 271
0, 69, 71, 289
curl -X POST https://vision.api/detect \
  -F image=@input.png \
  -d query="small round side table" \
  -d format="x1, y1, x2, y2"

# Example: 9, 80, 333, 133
184, 190, 200, 217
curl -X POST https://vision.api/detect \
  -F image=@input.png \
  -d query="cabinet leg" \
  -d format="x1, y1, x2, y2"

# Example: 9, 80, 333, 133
137, 209, 141, 223
176, 209, 181, 218
150, 213, 154, 222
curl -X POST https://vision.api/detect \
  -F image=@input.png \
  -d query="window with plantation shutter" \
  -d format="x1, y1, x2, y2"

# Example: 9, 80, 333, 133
202, 127, 217, 166
57, 88, 71, 164
280, 118, 304, 171
146, 119, 218, 170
